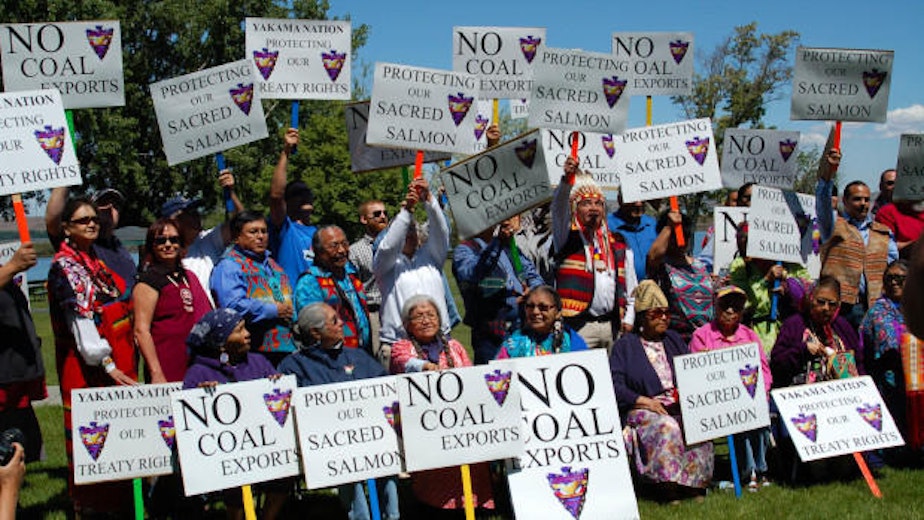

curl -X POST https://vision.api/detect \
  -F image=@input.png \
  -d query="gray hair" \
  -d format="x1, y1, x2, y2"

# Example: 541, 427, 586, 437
312, 224, 345, 252
400, 294, 441, 326
294, 302, 332, 340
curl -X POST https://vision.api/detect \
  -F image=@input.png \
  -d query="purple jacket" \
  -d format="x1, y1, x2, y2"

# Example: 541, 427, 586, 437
609, 330, 689, 421
769, 313, 864, 388
183, 352, 278, 389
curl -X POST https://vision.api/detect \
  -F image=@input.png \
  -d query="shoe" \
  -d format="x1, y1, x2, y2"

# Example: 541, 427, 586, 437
748, 474, 759, 492
759, 473, 772, 487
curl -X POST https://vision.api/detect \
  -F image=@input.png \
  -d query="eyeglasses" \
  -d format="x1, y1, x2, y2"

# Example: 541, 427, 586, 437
370, 210, 387, 219
323, 240, 350, 252
646, 308, 669, 320
69, 216, 99, 225
154, 235, 181, 246
409, 312, 439, 324
813, 297, 839, 309
885, 274, 907, 285
525, 303, 556, 312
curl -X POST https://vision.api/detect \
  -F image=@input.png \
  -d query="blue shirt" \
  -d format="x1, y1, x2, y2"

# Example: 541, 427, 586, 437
607, 212, 657, 282
293, 262, 372, 351
270, 216, 317, 285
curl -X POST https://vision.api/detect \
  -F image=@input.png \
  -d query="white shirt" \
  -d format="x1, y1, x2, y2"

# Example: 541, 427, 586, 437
182, 226, 227, 306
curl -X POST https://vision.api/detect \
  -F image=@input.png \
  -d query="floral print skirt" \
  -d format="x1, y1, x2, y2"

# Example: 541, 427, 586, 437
623, 409, 714, 489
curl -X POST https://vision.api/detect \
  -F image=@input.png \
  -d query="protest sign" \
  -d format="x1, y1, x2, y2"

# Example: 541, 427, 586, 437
542, 129, 621, 196
344, 101, 450, 173
611, 32, 693, 96
496, 350, 639, 520
674, 343, 770, 444
747, 186, 816, 265
150, 60, 269, 166
529, 47, 632, 134
771, 376, 904, 462
0, 241, 27, 301
791, 47, 893, 123
893, 134, 924, 201
616, 118, 721, 202
510, 98, 529, 119
452, 26, 546, 100
71, 383, 182, 484
367, 62, 478, 154
721, 129, 801, 190
0, 21, 124, 109
0, 89, 81, 197
397, 365, 522, 471
441, 129, 551, 240
293, 377, 403, 489
472, 99, 494, 154
171, 376, 300, 496
245, 18, 350, 100
710, 206, 748, 275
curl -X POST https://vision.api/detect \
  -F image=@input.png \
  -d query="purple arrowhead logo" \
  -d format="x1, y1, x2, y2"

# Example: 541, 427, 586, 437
86, 25, 114, 60
474, 114, 489, 140
685, 136, 710, 165
739, 364, 759, 399
321, 50, 347, 81
484, 369, 513, 406
547, 466, 589, 519
263, 388, 292, 427
857, 403, 883, 432
158, 416, 176, 450
229, 83, 254, 115
448, 92, 474, 126
519, 35, 542, 64
791, 413, 818, 443
602, 76, 627, 108
79, 421, 110, 461
34, 125, 66, 165
862, 69, 887, 99
601, 134, 615, 159
515, 139, 538, 168
383, 401, 402, 437
669, 39, 690, 64
253, 48, 279, 80
779, 139, 797, 162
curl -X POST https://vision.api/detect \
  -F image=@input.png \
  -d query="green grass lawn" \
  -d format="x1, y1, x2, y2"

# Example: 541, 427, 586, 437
22, 264, 924, 518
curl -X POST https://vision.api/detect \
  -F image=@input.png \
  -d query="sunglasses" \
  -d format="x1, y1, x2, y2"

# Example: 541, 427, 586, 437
370, 209, 388, 218
154, 235, 181, 246
885, 274, 907, 285
69, 216, 99, 225
884, 180, 896, 187
646, 308, 669, 320
718, 300, 745, 312
814, 297, 839, 309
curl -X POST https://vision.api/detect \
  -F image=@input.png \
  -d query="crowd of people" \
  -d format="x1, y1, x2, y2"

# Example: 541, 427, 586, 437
2, 127, 924, 519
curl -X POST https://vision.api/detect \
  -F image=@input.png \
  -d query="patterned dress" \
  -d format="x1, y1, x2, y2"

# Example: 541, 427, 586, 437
656, 259, 714, 343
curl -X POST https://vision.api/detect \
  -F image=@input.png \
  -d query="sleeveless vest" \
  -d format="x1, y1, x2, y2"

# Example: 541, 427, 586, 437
554, 229, 627, 319
820, 217, 890, 307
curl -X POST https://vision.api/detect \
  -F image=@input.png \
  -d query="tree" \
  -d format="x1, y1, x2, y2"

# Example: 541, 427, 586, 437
0, 1, 411, 240
670, 22, 800, 224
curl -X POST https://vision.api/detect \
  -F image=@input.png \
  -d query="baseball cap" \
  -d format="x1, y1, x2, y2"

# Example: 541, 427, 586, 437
91, 188, 124, 207
160, 195, 203, 218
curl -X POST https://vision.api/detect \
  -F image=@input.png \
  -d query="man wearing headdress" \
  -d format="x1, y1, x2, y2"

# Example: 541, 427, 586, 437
550, 157, 637, 352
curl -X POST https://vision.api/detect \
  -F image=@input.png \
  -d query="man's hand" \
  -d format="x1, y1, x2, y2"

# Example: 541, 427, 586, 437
8, 242, 37, 274
283, 128, 299, 155
218, 170, 235, 189
276, 302, 294, 321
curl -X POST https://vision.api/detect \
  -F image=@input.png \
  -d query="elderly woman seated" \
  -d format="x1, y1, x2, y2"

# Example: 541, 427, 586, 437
389, 295, 495, 514
279, 303, 398, 520
609, 280, 713, 502
497, 285, 587, 358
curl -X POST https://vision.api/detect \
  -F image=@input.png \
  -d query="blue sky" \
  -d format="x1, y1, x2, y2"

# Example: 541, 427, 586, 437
333, 0, 924, 192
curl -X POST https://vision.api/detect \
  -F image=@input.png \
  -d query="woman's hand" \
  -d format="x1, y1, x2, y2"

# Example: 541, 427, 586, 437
108, 368, 138, 386
149, 373, 167, 385
423, 362, 440, 372
805, 336, 825, 357
634, 396, 667, 415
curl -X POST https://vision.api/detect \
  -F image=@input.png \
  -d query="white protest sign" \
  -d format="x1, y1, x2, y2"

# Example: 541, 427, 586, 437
472, 99, 494, 154
344, 101, 451, 173
293, 377, 403, 489
0, 21, 125, 109
747, 186, 816, 265
171, 376, 300, 496
616, 118, 721, 203
245, 18, 350, 100
510, 98, 529, 120
711, 206, 748, 275
721, 129, 801, 190
71, 383, 182, 484
367, 62, 478, 154
611, 32, 693, 96
771, 376, 904, 462
893, 134, 924, 201
150, 60, 269, 166
452, 26, 546, 100
497, 350, 639, 520
791, 47, 893, 123
397, 365, 523, 471
530, 47, 632, 134
542, 129, 620, 196
674, 343, 770, 444
0, 89, 81, 197
442, 129, 551, 240
0, 241, 27, 302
